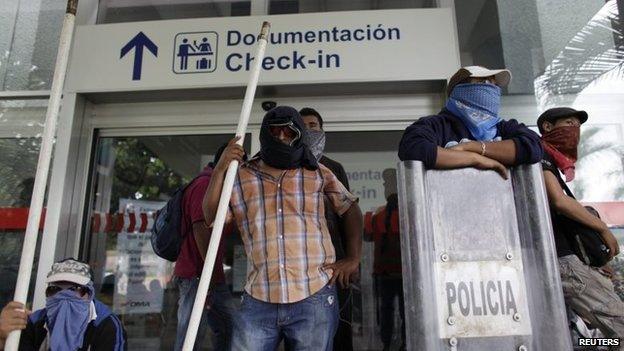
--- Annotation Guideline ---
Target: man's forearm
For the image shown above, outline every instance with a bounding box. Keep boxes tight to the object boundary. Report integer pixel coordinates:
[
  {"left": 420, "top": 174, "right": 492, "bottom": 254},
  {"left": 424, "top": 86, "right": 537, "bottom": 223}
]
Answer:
[
  {"left": 556, "top": 196, "right": 609, "bottom": 233},
  {"left": 342, "top": 204, "right": 363, "bottom": 261},
  {"left": 544, "top": 171, "right": 609, "bottom": 233},
  {"left": 458, "top": 140, "right": 516, "bottom": 165},
  {"left": 434, "top": 147, "right": 479, "bottom": 169},
  {"left": 202, "top": 167, "right": 227, "bottom": 226}
]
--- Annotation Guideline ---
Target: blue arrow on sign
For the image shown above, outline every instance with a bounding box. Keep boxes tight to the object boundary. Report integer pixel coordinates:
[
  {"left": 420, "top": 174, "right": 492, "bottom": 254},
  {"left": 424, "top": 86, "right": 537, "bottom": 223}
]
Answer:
[{"left": 120, "top": 31, "right": 158, "bottom": 81}]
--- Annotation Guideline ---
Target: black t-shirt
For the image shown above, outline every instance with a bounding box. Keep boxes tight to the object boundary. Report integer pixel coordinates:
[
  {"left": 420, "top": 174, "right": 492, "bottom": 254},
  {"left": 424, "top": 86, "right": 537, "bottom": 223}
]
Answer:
[
  {"left": 320, "top": 155, "right": 351, "bottom": 260},
  {"left": 541, "top": 153, "right": 574, "bottom": 257}
]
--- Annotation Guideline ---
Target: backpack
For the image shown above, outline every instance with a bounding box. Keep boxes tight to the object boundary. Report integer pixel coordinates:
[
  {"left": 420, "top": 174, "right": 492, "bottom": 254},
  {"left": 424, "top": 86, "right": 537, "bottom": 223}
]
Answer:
[
  {"left": 151, "top": 174, "right": 208, "bottom": 261},
  {"left": 557, "top": 182, "right": 611, "bottom": 267}
]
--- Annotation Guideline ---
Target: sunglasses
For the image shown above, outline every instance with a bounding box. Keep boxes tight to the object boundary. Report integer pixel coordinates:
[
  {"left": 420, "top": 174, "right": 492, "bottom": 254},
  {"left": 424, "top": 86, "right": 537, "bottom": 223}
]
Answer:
[
  {"left": 268, "top": 124, "right": 299, "bottom": 140},
  {"left": 45, "top": 284, "right": 90, "bottom": 298}
]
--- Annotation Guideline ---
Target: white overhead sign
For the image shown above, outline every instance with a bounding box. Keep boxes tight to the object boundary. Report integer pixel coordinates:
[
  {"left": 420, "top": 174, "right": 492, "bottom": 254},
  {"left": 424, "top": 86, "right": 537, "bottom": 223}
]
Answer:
[{"left": 66, "top": 9, "right": 459, "bottom": 92}]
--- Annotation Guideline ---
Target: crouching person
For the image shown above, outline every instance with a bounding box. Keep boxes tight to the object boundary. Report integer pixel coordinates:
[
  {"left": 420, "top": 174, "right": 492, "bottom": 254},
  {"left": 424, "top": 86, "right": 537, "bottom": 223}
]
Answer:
[{"left": 0, "top": 258, "right": 126, "bottom": 350}]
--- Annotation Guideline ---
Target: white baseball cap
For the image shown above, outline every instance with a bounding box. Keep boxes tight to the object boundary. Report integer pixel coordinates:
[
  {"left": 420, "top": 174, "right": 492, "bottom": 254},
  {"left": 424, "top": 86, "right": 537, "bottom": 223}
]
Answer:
[
  {"left": 46, "top": 258, "right": 92, "bottom": 286},
  {"left": 447, "top": 66, "right": 512, "bottom": 95}
]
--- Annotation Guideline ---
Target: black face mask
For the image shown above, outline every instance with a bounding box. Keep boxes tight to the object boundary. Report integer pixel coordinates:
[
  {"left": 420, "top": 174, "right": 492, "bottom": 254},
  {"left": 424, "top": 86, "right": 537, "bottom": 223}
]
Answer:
[{"left": 260, "top": 106, "right": 318, "bottom": 170}]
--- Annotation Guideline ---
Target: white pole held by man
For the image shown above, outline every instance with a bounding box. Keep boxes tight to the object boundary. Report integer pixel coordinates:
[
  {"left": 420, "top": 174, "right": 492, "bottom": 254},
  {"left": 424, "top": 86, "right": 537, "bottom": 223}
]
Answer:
[
  {"left": 4, "top": 0, "right": 80, "bottom": 350},
  {"left": 182, "top": 21, "right": 271, "bottom": 351}
]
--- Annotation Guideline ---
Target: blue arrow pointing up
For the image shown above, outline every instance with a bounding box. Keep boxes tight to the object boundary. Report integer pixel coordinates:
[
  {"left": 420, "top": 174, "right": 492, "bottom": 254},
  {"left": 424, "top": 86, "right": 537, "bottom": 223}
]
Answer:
[{"left": 120, "top": 31, "right": 158, "bottom": 81}]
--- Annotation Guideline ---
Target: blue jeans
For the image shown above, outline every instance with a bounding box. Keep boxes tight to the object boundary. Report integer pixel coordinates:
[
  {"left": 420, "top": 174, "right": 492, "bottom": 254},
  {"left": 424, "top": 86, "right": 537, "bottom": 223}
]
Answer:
[
  {"left": 174, "top": 278, "right": 235, "bottom": 351},
  {"left": 232, "top": 284, "right": 339, "bottom": 351}
]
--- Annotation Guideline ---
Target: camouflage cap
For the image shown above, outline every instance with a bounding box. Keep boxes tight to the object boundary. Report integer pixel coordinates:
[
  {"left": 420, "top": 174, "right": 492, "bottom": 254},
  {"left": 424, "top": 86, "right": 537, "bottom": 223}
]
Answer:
[{"left": 46, "top": 258, "right": 92, "bottom": 286}]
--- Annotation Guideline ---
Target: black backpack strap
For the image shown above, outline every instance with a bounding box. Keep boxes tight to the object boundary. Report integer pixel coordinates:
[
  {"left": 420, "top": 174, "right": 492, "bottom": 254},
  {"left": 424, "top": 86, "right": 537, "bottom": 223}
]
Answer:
[
  {"left": 178, "top": 172, "right": 211, "bottom": 217},
  {"left": 559, "top": 179, "right": 576, "bottom": 199},
  {"left": 543, "top": 154, "right": 576, "bottom": 199},
  {"left": 550, "top": 166, "right": 576, "bottom": 199}
]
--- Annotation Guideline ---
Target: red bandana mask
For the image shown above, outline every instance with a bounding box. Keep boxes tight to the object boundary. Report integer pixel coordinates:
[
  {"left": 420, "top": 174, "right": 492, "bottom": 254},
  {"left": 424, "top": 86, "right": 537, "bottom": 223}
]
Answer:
[{"left": 541, "top": 126, "right": 580, "bottom": 182}]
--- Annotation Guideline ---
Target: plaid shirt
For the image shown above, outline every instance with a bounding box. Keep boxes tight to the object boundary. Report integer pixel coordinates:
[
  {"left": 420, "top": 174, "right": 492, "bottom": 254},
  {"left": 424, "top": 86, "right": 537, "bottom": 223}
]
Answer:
[{"left": 228, "top": 158, "right": 357, "bottom": 303}]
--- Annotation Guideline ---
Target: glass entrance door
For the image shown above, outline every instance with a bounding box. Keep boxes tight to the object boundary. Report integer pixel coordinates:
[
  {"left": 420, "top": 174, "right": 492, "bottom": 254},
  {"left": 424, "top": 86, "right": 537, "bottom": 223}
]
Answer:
[
  {"left": 83, "top": 133, "right": 251, "bottom": 350},
  {"left": 82, "top": 127, "right": 410, "bottom": 350},
  {"left": 323, "top": 130, "right": 405, "bottom": 351}
]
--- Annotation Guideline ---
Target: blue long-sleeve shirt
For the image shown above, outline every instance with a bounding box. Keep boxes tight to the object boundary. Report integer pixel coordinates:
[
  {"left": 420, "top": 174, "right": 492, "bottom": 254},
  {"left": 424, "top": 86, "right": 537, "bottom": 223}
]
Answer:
[{"left": 398, "top": 108, "right": 543, "bottom": 168}]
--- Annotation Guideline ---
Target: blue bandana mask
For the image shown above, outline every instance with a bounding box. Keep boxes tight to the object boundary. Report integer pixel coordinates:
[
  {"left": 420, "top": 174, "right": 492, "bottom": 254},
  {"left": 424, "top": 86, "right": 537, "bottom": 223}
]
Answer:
[
  {"left": 45, "top": 284, "right": 94, "bottom": 351},
  {"left": 445, "top": 83, "right": 502, "bottom": 141}
]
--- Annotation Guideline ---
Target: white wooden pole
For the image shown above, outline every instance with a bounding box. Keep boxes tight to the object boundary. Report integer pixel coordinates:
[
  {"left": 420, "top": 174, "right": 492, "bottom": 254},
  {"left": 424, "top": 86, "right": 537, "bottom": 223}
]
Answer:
[
  {"left": 182, "top": 21, "right": 271, "bottom": 351},
  {"left": 4, "top": 1, "right": 79, "bottom": 350}
]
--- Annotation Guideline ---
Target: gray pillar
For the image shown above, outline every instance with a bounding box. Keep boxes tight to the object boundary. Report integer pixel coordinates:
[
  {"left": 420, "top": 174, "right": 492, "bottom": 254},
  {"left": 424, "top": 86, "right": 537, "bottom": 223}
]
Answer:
[{"left": 496, "top": 0, "right": 544, "bottom": 95}]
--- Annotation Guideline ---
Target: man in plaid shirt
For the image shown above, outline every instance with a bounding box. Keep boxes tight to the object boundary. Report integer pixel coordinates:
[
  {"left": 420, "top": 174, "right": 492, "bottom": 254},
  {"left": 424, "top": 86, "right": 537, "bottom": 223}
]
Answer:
[{"left": 203, "top": 106, "right": 363, "bottom": 351}]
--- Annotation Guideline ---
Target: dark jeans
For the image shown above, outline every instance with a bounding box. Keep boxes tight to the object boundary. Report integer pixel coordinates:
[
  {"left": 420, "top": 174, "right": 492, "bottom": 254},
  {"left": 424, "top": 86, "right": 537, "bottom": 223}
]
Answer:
[
  {"left": 174, "top": 278, "right": 235, "bottom": 351},
  {"left": 377, "top": 276, "right": 405, "bottom": 350},
  {"left": 232, "top": 284, "right": 339, "bottom": 351}
]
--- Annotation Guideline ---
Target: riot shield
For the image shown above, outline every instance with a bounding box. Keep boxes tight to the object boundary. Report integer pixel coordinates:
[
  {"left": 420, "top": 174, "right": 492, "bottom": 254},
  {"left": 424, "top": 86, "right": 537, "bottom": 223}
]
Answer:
[{"left": 397, "top": 161, "right": 571, "bottom": 351}]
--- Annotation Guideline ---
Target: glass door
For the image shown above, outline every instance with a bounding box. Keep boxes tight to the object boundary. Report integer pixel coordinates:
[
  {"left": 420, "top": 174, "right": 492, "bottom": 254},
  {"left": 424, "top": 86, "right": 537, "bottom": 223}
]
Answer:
[
  {"left": 323, "top": 130, "right": 405, "bottom": 351},
  {"left": 83, "top": 127, "right": 411, "bottom": 350},
  {"left": 83, "top": 132, "right": 251, "bottom": 350}
]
